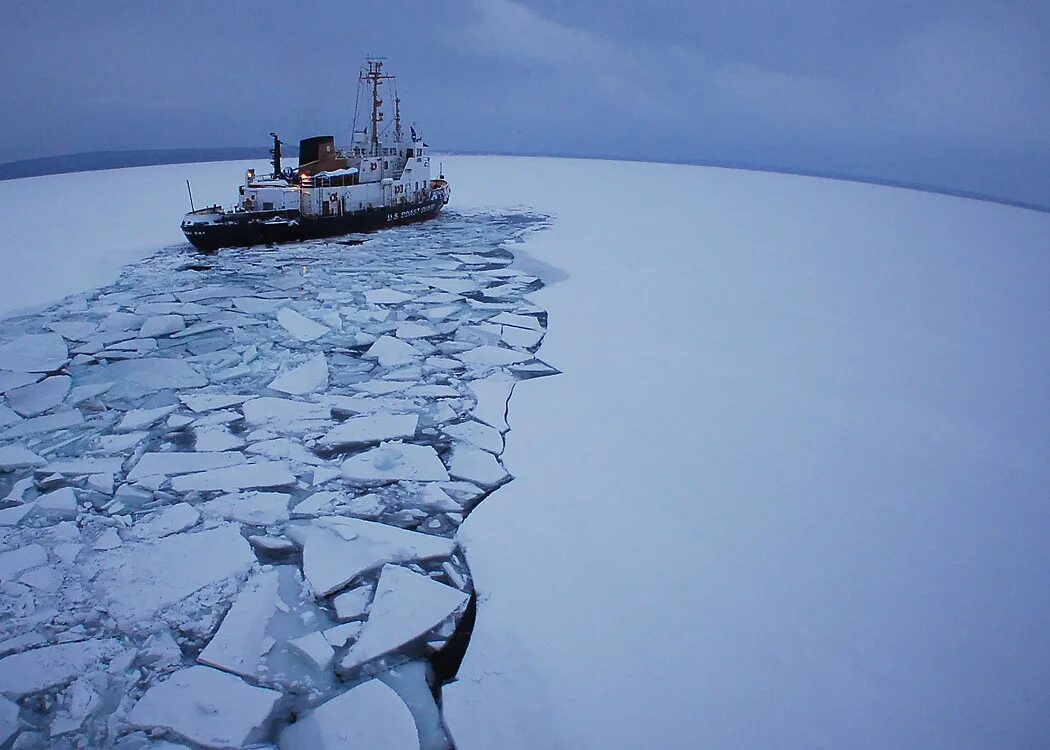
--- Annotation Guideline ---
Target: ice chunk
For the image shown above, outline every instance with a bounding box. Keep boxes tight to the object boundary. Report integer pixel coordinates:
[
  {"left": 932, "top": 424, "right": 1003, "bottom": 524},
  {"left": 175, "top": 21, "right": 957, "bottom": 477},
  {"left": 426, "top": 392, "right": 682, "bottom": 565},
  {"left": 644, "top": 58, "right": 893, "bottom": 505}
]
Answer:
[
  {"left": 366, "top": 288, "right": 415, "bottom": 305},
  {"left": 198, "top": 569, "right": 280, "bottom": 680},
  {"left": 448, "top": 445, "right": 510, "bottom": 488},
  {"left": 333, "top": 585, "right": 373, "bottom": 621},
  {"left": 0, "top": 445, "right": 46, "bottom": 471},
  {"left": 0, "top": 695, "right": 17, "bottom": 746},
  {"left": 233, "top": 296, "right": 289, "bottom": 314},
  {"left": 40, "top": 457, "right": 123, "bottom": 475},
  {"left": 268, "top": 353, "right": 328, "bottom": 396},
  {"left": 132, "top": 503, "right": 200, "bottom": 538},
  {"left": 115, "top": 405, "right": 178, "bottom": 432},
  {"left": 193, "top": 427, "right": 246, "bottom": 452},
  {"left": 365, "top": 336, "right": 420, "bottom": 367},
  {"left": 0, "top": 639, "right": 120, "bottom": 697},
  {"left": 178, "top": 393, "right": 251, "bottom": 412},
  {"left": 104, "top": 358, "right": 206, "bottom": 391},
  {"left": 170, "top": 461, "right": 295, "bottom": 492},
  {"left": 345, "top": 492, "right": 385, "bottom": 519},
  {"left": 49, "top": 674, "right": 102, "bottom": 736},
  {"left": 175, "top": 284, "right": 247, "bottom": 303},
  {"left": 139, "top": 315, "right": 185, "bottom": 338},
  {"left": 288, "top": 632, "right": 334, "bottom": 671},
  {"left": 34, "top": 487, "right": 78, "bottom": 520},
  {"left": 321, "top": 413, "right": 418, "bottom": 449},
  {"left": 93, "top": 527, "right": 123, "bottom": 551},
  {"left": 201, "top": 492, "right": 290, "bottom": 526},
  {"left": 341, "top": 565, "right": 469, "bottom": 672},
  {"left": 86, "top": 473, "right": 115, "bottom": 495},
  {"left": 242, "top": 397, "right": 330, "bottom": 429},
  {"left": 341, "top": 442, "right": 449, "bottom": 483},
  {"left": 416, "top": 485, "right": 462, "bottom": 512},
  {"left": 0, "top": 366, "right": 43, "bottom": 394},
  {"left": 291, "top": 517, "right": 455, "bottom": 596},
  {"left": 406, "top": 384, "right": 459, "bottom": 398},
  {"left": 323, "top": 622, "right": 363, "bottom": 648},
  {"left": 279, "top": 678, "right": 417, "bottom": 750},
  {"left": 352, "top": 379, "right": 411, "bottom": 395},
  {"left": 444, "top": 420, "right": 504, "bottom": 454},
  {"left": 500, "top": 325, "right": 544, "bottom": 349},
  {"left": 469, "top": 372, "right": 515, "bottom": 432},
  {"left": 2, "top": 409, "right": 83, "bottom": 438},
  {"left": 48, "top": 321, "right": 98, "bottom": 341},
  {"left": 417, "top": 277, "right": 480, "bottom": 295},
  {"left": 395, "top": 321, "right": 438, "bottom": 340},
  {"left": 379, "top": 660, "right": 452, "bottom": 750},
  {"left": 95, "top": 526, "right": 254, "bottom": 623},
  {"left": 128, "top": 451, "right": 246, "bottom": 481},
  {"left": 5, "top": 375, "right": 71, "bottom": 417},
  {"left": 67, "top": 382, "right": 114, "bottom": 405},
  {"left": 128, "top": 665, "right": 281, "bottom": 749},
  {"left": 291, "top": 491, "right": 340, "bottom": 518},
  {"left": 488, "top": 312, "right": 543, "bottom": 331},
  {"left": 0, "top": 333, "right": 68, "bottom": 372},
  {"left": 248, "top": 535, "right": 296, "bottom": 553},
  {"left": 277, "top": 308, "right": 330, "bottom": 342},
  {"left": 0, "top": 543, "right": 47, "bottom": 579},
  {"left": 457, "top": 345, "right": 531, "bottom": 367},
  {"left": 0, "top": 405, "right": 21, "bottom": 429},
  {"left": 247, "top": 438, "right": 323, "bottom": 466}
]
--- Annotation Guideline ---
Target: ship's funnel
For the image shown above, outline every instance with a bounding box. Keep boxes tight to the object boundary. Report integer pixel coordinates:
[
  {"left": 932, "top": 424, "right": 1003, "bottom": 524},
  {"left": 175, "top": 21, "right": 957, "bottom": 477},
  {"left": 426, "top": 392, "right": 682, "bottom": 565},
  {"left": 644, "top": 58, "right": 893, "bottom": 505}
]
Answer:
[{"left": 298, "top": 136, "right": 336, "bottom": 166}]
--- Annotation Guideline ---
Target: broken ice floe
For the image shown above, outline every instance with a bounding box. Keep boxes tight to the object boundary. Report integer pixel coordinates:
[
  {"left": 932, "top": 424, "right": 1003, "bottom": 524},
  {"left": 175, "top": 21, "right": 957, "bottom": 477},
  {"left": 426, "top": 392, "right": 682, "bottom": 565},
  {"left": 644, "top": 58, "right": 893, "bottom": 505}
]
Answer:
[{"left": 0, "top": 209, "right": 554, "bottom": 746}]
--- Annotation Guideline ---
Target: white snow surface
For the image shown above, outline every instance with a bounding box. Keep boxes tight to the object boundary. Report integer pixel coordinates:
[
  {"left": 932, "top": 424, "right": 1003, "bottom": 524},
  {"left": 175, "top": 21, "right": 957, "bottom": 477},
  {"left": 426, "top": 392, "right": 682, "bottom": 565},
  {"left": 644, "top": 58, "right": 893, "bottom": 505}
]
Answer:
[
  {"left": 441, "top": 157, "right": 1050, "bottom": 750},
  {"left": 0, "top": 156, "right": 1045, "bottom": 749}
]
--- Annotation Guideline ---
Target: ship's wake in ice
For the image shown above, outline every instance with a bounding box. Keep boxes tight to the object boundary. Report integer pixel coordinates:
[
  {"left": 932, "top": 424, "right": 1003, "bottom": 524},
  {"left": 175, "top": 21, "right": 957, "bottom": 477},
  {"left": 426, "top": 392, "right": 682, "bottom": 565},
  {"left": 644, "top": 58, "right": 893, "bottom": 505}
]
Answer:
[{"left": 0, "top": 210, "right": 556, "bottom": 749}]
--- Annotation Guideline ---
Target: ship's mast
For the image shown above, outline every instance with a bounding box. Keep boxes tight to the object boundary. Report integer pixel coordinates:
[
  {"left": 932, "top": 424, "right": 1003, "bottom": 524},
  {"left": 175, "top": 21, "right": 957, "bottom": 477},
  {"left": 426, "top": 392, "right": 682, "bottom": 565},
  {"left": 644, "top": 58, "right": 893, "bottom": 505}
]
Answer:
[{"left": 360, "top": 58, "right": 394, "bottom": 157}]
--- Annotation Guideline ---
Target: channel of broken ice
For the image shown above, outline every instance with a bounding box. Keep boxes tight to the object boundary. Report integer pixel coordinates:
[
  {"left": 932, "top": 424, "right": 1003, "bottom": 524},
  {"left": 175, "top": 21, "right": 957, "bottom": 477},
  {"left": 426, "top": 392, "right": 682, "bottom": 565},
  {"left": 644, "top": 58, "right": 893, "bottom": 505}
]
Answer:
[{"left": 0, "top": 210, "right": 554, "bottom": 749}]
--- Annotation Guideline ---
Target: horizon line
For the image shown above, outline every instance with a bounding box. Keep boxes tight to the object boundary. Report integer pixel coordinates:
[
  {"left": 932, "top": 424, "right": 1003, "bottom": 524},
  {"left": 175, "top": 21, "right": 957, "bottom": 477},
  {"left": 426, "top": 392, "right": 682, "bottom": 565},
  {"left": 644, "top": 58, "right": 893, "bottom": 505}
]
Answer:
[{"left": 0, "top": 146, "right": 1046, "bottom": 215}]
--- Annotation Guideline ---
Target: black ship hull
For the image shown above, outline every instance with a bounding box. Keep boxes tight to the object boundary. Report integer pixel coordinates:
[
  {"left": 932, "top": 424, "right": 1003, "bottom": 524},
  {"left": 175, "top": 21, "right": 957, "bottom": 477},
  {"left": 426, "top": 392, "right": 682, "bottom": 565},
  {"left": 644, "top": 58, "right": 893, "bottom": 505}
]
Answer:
[{"left": 182, "top": 196, "right": 446, "bottom": 252}]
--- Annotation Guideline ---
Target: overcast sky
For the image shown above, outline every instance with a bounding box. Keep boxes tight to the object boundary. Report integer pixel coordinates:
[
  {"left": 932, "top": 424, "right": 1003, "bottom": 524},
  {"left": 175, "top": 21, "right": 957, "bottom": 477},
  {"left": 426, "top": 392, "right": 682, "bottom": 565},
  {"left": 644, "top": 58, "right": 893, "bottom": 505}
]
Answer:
[{"left": 2, "top": 0, "right": 1047, "bottom": 206}]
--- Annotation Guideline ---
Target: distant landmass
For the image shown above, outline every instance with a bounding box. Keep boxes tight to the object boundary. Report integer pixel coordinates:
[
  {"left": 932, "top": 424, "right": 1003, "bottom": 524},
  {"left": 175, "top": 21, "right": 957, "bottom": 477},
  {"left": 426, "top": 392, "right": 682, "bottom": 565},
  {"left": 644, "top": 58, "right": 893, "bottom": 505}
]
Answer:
[
  {"left": 0, "top": 147, "right": 278, "bottom": 181},
  {"left": 1, "top": 147, "right": 1045, "bottom": 214}
]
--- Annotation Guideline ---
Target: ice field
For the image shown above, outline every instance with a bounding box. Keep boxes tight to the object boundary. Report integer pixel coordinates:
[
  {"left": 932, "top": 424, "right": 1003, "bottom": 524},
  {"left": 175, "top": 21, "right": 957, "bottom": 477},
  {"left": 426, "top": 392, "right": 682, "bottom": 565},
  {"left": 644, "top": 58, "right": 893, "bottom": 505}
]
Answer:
[{"left": 1, "top": 155, "right": 1049, "bottom": 748}]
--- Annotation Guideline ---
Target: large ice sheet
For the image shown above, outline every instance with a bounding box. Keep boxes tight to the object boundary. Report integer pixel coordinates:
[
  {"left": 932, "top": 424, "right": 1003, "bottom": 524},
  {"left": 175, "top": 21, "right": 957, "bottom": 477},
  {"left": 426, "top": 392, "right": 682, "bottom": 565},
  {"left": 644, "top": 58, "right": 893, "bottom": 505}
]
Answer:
[
  {"left": 127, "top": 451, "right": 246, "bottom": 481},
  {"left": 0, "top": 640, "right": 121, "bottom": 697},
  {"left": 6, "top": 374, "right": 71, "bottom": 417},
  {"left": 104, "top": 358, "right": 206, "bottom": 391},
  {"left": 198, "top": 569, "right": 280, "bottom": 679},
  {"left": 320, "top": 414, "right": 419, "bottom": 449},
  {"left": 279, "top": 679, "right": 416, "bottom": 750},
  {"left": 341, "top": 442, "right": 449, "bottom": 482},
  {"left": 170, "top": 461, "right": 295, "bottom": 492},
  {"left": 290, "top": 517, "right": 455, "bottom": 596},
  {"left": 95, "top": 525, "right": 254, "bottom": 622},
  {"left": 277, "top": 308, "right": 330, "bottom": 342},
  {"left": 340, "top": 564, "right": 468, "bottom": 671},
  {"left": 0, "top": 333, "right": 68, "bottom": 372},
  {"left": 129, "top": 665, "right": 282, "bottom": 749},
  {"left": 268, "top": 354, "right": 329, "bottom": 395}
]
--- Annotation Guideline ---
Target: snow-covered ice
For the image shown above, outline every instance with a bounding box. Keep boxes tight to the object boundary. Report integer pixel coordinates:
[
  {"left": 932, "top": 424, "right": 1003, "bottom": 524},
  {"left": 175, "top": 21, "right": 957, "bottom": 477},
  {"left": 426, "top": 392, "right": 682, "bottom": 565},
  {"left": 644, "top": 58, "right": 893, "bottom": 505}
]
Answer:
[
  {"left": 276, "top": 307, "right": 330, "bottom": 342},
  {"left": 291, "top": 517, "right": 456, "bottom": 596},
  {"left": 95, "top": 525, "right": 254, "bottom": 622},
  {"left": 279, "top": 678, "right": 417, "bottom": 750},
  {"left": 320, "top": 413, "right": 419, "bottom": 449},
  {"left": 341, "top": 442, "right": 450, "bottom": 482},
  {"left": 268, "top": 353, "right": 329, "bottom": 395},
  {"left": 0, "top": 333, "right": 68, "bottom": 372},
  {"left": 128, "top": 665, "right": 282, "bottom": 748},
  {"left": 169, "top": 461, "right": 295, "bottom": 491},
  {"left": 340, "top": 564, "right": 469, "bottom": 672}
]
